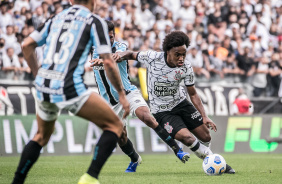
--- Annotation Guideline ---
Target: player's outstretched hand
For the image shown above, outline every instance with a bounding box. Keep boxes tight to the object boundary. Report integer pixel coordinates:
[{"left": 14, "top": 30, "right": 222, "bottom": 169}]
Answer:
[
  {"left": 119, "top": 93, "right": 130, "bottom": 119},
  {"left": 203, "top": 117, "right": 217, "bottom": 132},
  {"left": 89, "top": 58, "right": 103, "bottom": 67},
  {"left": 112, "top": 53, "right": 123, "bottom": 62}
]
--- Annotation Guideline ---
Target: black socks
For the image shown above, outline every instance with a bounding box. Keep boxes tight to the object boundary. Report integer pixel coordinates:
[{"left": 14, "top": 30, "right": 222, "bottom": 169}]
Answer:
[
  {"left": 87, "top": 130, "right": 119, "bottom": 179},
  {"left": 12, "top": 141, "right": 42, "bottom": 184},
  {"left": 120, "top": 139, "right": 139, "bottom": 162},
  {"left": 153, "top": 125, "right": 180, "bottom": 155}
]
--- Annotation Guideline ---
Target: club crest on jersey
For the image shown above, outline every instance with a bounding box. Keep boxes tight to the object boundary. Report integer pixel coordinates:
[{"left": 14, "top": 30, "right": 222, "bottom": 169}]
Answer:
[
  {"left": 174, "top": 71, "right": 183, "bottom": 80},
  {"left": 164, "top": 122, "right": 173, "bottom": 133}
]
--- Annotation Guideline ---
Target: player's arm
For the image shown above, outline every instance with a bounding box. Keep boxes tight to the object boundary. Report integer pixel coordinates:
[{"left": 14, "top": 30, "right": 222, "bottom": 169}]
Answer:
[
  {"left": 22, "top": 37, "right": 39, "bottom": 77},
  {"left": 101, "top": 53, "right": 130, "bottom": 118},
  {"left": 112, "top": 50, "right": 138, "bottom": 63},
  {"left": 89, "top": 58, "right": 103, "bottom": 67},
  {"left": 22, "top": 17, "right": 53, "bottom": 77},
  {"left": 91, "top": 18, "right": 129, "bottom": 118},
  {"left": 187, "top": 85, "right": 217, "bottom": 132}
]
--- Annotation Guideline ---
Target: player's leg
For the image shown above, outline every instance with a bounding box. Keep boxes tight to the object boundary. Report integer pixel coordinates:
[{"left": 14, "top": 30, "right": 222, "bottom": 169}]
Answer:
[
  {"left": 174, "top": 128, "right": 212, "bottom": 159},
  {"left": 181, "top": 101, "right": 235, "bottom": 174},
  {"left": 118, "top": 126, "right": 142, "bottom": 172},
  {"left": 118, "top": 126, "right": 139, "bottom": 163},
  {"left": 129, "top": 90, "right": 188, "bottom": 162},
  {"left": 112, "top": 102, "right": 141, "bottom": 172},
  {"left": 191, "top": 125, "right": 235, "bottom": 173},
  {"left": 136, "top": 106, "right": 182, "bottom": 154},
  {"left": 76, "top": 93, "right": 123, "bottom": 182},
  {"left": 152, "top": 112, "right": 191, "bottom": 163},
  {"left": 12, "top": 101, "right": 58, "bottom": 184}
]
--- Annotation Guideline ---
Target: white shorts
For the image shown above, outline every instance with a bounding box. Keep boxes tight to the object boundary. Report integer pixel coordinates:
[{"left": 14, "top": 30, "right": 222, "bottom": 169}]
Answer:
[
  {"left": 112, "top": 90, "right": 148, "bottom": 126},
  {"left": 36, "top": 90, "right": 92, "bottom": 121}
]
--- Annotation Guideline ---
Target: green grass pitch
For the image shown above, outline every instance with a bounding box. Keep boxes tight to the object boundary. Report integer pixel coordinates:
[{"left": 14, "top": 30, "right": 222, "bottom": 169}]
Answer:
[{"left": 1, "top": 154, "right": 281, "bottom": 184}]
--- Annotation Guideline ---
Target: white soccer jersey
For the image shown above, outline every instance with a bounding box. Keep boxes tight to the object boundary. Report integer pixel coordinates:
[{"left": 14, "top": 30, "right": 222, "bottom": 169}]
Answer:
[{"left": 137, "top": 50, "right": 195, "bottom": 114}]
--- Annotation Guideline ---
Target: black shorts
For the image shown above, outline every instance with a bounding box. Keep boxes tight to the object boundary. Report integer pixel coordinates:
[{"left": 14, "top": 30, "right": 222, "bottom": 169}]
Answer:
[{"left": 153, "top": 99, "right": 203, "bottom": 138}]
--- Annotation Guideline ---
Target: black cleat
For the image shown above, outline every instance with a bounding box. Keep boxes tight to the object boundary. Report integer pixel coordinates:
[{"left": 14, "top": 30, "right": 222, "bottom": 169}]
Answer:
[{"left": 225, "top": 164, "right": 235, "bottom": 174}]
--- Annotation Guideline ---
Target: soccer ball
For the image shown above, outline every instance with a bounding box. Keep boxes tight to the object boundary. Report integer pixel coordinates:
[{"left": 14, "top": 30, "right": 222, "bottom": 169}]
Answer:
[{"left": 202, "top": 154, "right": 226, "bottom": 175}]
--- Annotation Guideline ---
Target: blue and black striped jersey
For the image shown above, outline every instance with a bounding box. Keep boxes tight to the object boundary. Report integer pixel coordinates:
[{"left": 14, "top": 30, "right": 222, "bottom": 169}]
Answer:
[
  {"left": 92, "top": 41, "right": 137, "bottom": 106},
  {"left": 30, "top": 5, "right": 111, "bottom": 103}
]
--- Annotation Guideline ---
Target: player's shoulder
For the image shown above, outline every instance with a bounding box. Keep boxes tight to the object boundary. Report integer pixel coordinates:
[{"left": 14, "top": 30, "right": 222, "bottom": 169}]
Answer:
[
  {"left": 182, "top": 59, "right": 193, "bottom": 72},
  {"left": 113, "top": 41, "right": 127, "bottom": 51},
  {"left": 184, "top": 59, "right": 193, "bottom": 68},
  {"left": 140, "top": 50, "right": 163, "bottom": 60}
]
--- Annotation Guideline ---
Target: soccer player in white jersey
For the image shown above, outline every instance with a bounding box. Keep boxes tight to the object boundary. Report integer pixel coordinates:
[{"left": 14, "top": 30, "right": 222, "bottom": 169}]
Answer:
[
  {"left": 90, "top": 21, "right": 191, "bottom": 169},
  {"left": 113, "top": 31, "right": 235, "bottom": 174},
  {"left": 11, "top": 0, "right": 130, "bottom": 184}
]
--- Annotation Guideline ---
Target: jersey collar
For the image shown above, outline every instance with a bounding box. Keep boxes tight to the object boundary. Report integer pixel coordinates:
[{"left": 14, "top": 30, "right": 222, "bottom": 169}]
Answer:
[
  {"left": 111, "top": 41, "right": 117, "bottom": 48},
  {"left": 72, "top": 5, "right": 91, "bottom": 12}
]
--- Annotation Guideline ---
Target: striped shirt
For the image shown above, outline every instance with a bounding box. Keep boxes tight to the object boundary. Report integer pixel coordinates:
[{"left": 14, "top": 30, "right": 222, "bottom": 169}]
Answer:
[
  {"left": 92, "top": 41, "right": 137, "bottom": 106},
  {"left": 30, "top": 5, "right": 111, "bottom": 103}
]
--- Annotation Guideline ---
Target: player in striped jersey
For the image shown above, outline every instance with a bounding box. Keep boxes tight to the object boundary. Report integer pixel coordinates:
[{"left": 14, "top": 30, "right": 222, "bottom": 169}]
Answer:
[
  {"left": 11, "top": 0, "right": 130, "bottom": 184},
  {"left": 91, "top": 20, "right": 142, "bottom": 173},
  {"left": 90, "top": 21, "right": 190, "bottom": 170}
]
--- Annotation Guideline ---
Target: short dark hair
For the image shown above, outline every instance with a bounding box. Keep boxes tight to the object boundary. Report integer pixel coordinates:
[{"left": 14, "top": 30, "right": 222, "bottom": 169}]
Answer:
[
  {"left": 162, "top": 31, "right": 190, "bottom": 53},
  {"left": 105, "top": 20, "right": 115, "bottom": 33},
  {"left": 18, "top": 52, "right": 24, "bottom": 58},
  {"left": 74, "top": 0, "right": 88, "bottom": 4}
]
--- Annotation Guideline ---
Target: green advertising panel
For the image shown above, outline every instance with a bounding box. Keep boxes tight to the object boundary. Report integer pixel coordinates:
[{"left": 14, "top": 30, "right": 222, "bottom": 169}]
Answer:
[{"left": 0, "top": 115, "right": 282, "bottom": 156}]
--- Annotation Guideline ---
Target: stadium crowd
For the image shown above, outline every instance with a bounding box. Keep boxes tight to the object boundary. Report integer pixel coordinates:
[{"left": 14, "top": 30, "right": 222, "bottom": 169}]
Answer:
[{"left": 0, "top": 0, "right": 281, "bottom": 97}]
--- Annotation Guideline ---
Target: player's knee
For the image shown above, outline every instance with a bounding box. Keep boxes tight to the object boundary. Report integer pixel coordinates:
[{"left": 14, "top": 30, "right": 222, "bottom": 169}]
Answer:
[
  {"left": 201, "top": 133, "right": 211, "bottom": 143},
  {"left": 181, "top": 135, "right": 196, "bottom": 146},
  {"left": 33, "top": 132, "right": 52, "bottom": 146},
  {"left": 116, "top": 119, "right": 124, "bottom": 135},
  {"left": 118, "top": 129, "right": 128, "bottom": 146},
  {"left": 100, "top": 118, "right": 123, "bottom": 137},
  {"left": 142, "top": 112, "right": 157, "bottom": 128}
]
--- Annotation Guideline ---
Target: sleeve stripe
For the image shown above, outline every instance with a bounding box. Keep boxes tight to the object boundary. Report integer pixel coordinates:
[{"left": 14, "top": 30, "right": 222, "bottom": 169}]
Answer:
[
  {"left": 29, "top": 31, "right": 42, "bottom": 42},
  {"left": 97, "top": 45, "right": 112, "bottom": 54},
  {"left": 92, "top": 16, "right": 109, "bottom": 46}
]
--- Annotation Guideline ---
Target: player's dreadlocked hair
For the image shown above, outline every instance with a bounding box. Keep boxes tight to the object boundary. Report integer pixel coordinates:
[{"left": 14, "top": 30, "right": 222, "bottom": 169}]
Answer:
[
  {"left": 105, "top": 20, "right": 115, "bottom": 34},
  {"left": 162, "top": 31, "right": 190, "bottom": 53}
]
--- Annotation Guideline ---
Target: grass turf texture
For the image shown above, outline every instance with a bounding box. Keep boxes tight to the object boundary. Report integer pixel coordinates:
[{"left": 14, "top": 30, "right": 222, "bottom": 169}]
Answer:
[{"left": 1, "top": 154, "right": 281, "bottom": 184}]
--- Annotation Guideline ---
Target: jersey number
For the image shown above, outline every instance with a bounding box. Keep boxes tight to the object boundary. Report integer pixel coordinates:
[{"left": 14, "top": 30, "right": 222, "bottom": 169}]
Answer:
[{"left": 43, "top": 32, "right": 74, "bottom": 64}]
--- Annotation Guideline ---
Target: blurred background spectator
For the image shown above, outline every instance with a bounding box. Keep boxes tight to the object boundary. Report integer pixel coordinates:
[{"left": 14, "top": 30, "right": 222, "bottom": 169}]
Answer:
[
  {"left": 231, "top": 88, "right": 254, "bottom": 115},
  {"left": 0, "top": 0, "right": 281, "bottom": 99}
]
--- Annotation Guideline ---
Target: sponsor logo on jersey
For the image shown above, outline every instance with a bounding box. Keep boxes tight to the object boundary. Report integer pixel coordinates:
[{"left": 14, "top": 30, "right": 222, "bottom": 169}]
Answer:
[
  {"left": 93, "top": 65, "right": 104, "bottom": 70},
  {"left": 159, "top": 100, "right": 178, "bottom": 110},
  {"left": 154, "top": 82, "right": 177, "bottom": 97},
  {"left": 187, "top": 73, "right": 194, "bottom": 83},
  {"left": 164, "top": 122, "right": 173, "bottom": 133},
  {"left": 134, "top": 99, "right": 141, "bottom": 103},
  {"left": 138, "top": 51, "right": 149, "bottom": 61}
]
